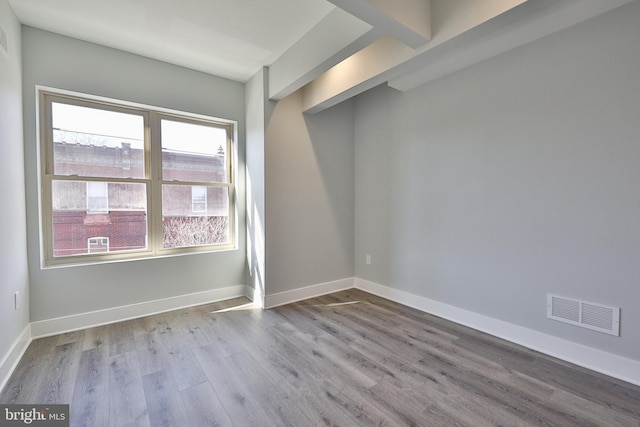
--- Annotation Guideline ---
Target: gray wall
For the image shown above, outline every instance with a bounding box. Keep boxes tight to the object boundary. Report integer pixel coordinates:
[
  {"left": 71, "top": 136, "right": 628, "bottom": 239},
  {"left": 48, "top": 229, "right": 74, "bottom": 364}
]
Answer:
[
  {"left": 354, "top": 2, "right": 640, "bottom": 360},
  {"left": 22, "top": 27, "right": 247, "bottom": 321},
  {"left": 245, "top": 69, "right": 267, "bottom": 303},
  {"left": 265, "top": 91, "right": 354, "bottom": 295},
  {"left": 0, "top": 0, "right": 29, "bottom": 363}
]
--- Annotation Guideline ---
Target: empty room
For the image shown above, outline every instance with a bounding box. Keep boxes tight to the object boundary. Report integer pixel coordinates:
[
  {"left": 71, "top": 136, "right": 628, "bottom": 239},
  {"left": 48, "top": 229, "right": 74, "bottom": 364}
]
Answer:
[{"left": 1, "top": 0, "right": 639, "bottom": 425}]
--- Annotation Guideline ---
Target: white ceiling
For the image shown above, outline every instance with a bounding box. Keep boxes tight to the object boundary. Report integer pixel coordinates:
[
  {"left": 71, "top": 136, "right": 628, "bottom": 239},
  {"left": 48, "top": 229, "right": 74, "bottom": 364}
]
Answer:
[
  {"left": 8, "top": 0, "right": 637, "bottom": 112},
  {"left": 8, "top": 0, "right": 335, "bottom": 82}
]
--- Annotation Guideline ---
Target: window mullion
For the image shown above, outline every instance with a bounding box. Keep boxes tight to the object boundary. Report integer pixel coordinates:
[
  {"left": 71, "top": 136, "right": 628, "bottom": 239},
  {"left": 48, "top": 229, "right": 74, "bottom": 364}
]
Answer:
[
  {"left": 226, "top": 126, "right": 233, "bottom": 185},
  {"left": 149, "top": 112, "right": 163, "bottom": 255}
]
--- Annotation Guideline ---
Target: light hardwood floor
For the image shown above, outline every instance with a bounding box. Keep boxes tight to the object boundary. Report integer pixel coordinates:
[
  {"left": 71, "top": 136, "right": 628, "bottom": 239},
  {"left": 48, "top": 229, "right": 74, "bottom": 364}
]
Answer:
[{"left": 1, "top": 289, "right": 639, "bottom": 426}]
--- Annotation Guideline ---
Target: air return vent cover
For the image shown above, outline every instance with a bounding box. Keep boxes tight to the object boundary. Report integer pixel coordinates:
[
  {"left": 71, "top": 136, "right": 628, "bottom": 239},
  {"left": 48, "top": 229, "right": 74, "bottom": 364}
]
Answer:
[{"left": 547, "top": 294, "right": 620, "bottom": 336}]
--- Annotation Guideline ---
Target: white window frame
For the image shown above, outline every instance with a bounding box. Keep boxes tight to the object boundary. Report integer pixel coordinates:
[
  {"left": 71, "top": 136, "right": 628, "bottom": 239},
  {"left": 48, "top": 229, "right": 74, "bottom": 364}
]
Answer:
[{"left": 39, "top": 88, "right": 237, "bottom": 267}]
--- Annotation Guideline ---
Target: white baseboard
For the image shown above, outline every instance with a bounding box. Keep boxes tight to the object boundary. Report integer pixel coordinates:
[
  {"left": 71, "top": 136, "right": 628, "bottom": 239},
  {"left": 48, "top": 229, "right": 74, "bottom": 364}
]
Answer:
[
  {"left": 0, "top": 324, "right": 32, "bottom": 394},
  {"left": 354, "top": 278, "right": 640, "bottom": 387},
  {"left": 264, "top": 277, "right": 354, "bottom": 309},
  {"left": 31, "top": 284, "right": 251, "bottom": 338}
]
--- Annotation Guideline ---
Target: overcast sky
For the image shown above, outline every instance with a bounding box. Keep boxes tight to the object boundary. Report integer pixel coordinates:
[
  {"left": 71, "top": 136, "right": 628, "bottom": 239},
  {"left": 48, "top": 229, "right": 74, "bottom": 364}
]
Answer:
[{"left": 52, "top": 102, "right": 226, "bottom": 156}]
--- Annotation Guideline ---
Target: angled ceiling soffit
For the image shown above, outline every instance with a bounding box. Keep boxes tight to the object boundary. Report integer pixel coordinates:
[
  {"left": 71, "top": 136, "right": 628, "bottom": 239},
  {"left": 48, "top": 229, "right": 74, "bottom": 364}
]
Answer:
[{"left": 300, "top": 0, "right": 529, "bottom": 113}]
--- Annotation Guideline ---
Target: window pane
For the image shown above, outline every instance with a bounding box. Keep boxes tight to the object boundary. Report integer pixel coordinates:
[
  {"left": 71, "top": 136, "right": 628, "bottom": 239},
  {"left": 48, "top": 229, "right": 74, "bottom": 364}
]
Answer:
[
  {"left": 161, "top": 119, "right": 228, "bottom": 183},
  {"left": 162, "top": 184, "right": 229, "bottom": 248},
  {"left": 52, "top": 102, "right": 145, "bottom": 178},
  {"left": 52, "top": 180, "right": 147, "bottom": 257}
]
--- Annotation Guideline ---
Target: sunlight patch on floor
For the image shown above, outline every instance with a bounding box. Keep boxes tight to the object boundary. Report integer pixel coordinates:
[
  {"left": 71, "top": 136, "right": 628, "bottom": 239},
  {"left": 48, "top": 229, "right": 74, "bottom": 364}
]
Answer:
[
  {"left": 325, "top": 300, "right": 361, "bottom": 307},
  {"left": 210, "top": 302, "right": 259, "bottom": 313}
]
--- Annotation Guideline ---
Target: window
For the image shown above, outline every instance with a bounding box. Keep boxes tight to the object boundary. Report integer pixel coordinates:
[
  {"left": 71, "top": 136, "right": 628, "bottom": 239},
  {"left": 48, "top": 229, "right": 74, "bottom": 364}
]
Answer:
[
  {"left": 86, "top": 181, "right": 108, "bottom": 213},
  {"left": 191, "top": 186, "right": 207, "bottom": 213},
  {"left": 88, "top": 237, "right": 109, "bottom": 253},
  {"left": 40, "top": 90, "right": 236, "bottom": 266}
]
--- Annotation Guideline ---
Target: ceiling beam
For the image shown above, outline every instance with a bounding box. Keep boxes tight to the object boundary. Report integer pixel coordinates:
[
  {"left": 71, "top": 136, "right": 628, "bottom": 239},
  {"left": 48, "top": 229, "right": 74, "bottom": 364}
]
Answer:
[
  {"left": 389, "top": 0, "right": 637, "bottom": 91},
  {"left": 302, "top": 0, "right": 527, "bottom": 113},
  {"left": 301, "top": 36, "right": 412, "bottom": 114},
  {"left": 268, "top": 8, "right": 378, "bottom": 101},
  {"left": 326, "top": 0, "right": 432, "bottom": 48}
]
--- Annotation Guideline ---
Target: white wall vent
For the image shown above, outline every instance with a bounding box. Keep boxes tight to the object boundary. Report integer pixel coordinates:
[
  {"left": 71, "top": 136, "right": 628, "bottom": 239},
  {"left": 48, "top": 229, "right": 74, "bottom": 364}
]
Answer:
[
  {"left": 547, "top": 294, "right": 620, "bottom": 336},
  {"left": 0, "top": 27, "right": 7, "bottom": 58}
]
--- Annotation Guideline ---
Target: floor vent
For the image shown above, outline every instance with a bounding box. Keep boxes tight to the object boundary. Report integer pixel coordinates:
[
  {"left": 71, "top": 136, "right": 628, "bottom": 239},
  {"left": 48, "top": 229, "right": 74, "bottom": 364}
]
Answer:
[{"left": 547, "top": 294, "right": 620, "bottom": 336}]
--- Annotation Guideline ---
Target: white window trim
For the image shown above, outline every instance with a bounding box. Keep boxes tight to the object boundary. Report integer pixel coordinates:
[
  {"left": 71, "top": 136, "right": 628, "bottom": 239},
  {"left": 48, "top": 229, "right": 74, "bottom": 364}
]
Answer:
[{"left": 38, "top": 87, "right": 238, "bottom": 268}]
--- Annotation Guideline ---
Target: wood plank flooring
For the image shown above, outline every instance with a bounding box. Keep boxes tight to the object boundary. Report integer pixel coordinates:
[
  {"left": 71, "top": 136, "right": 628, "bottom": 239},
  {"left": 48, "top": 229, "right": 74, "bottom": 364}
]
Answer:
[{"left": 1, "top": 289, "right": 639, "bottom": 426}]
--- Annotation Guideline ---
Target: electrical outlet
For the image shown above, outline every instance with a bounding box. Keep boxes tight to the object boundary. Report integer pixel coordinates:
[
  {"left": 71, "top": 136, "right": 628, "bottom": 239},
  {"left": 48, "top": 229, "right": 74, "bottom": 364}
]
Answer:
[
  {"left": 14, "top": 291, "right": 19, "bottom": 310},
  {"left": 365, "top": 254, "right": 371, "bottom": 265}
]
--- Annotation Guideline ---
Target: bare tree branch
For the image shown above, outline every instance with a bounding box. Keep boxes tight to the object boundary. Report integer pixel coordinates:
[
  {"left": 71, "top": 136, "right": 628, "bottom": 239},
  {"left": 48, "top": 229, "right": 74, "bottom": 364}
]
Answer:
[{"left": 162, "top": 216, "right": 229, "bottom": 248}]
